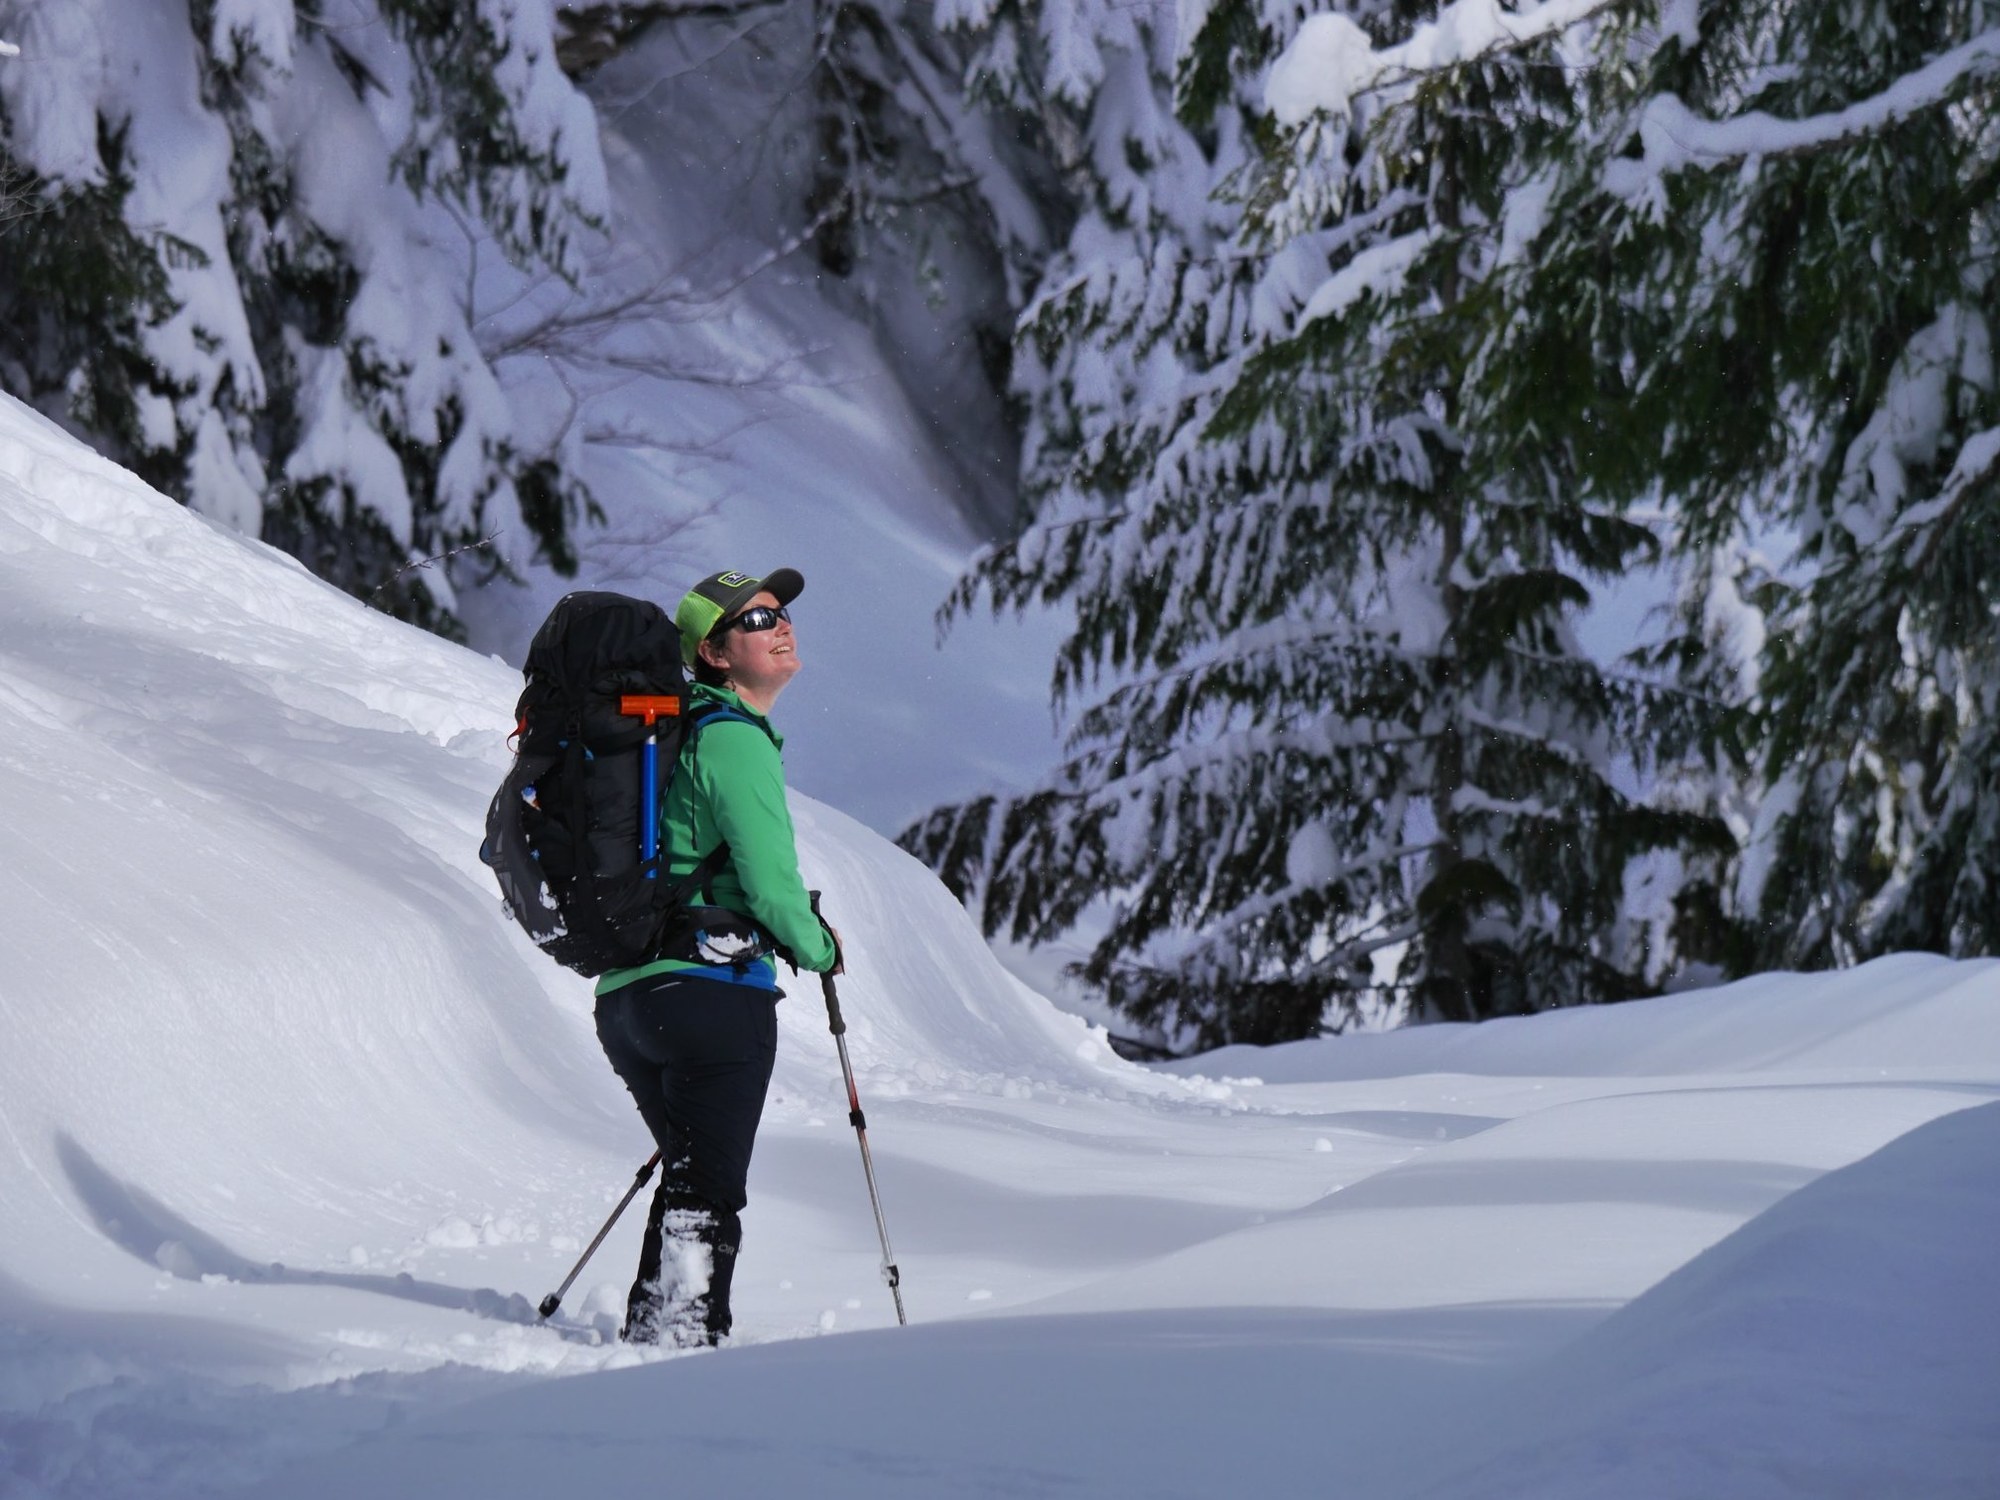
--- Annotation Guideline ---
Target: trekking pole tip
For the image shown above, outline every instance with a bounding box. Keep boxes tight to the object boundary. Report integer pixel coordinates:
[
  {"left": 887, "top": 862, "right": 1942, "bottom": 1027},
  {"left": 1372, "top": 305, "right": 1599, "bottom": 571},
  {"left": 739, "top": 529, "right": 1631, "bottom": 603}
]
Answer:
[{"left": 537, "top": 1293, "right": 561, "bottom": 1320}]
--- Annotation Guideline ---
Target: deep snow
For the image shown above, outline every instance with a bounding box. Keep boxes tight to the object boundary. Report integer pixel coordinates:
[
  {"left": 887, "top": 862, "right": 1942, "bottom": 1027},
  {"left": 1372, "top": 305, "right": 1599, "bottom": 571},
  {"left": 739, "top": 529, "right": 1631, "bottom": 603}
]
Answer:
[{"left": 1, "top": 395, "right": 1996, "bottom": 1498}]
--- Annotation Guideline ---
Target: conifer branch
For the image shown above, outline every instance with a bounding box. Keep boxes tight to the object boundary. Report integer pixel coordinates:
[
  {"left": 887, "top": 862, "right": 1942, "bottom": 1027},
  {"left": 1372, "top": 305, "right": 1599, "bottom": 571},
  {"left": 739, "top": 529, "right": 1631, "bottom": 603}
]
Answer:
[{"left": 1621, "top": 28, "right": 2000, "bottom": 178}]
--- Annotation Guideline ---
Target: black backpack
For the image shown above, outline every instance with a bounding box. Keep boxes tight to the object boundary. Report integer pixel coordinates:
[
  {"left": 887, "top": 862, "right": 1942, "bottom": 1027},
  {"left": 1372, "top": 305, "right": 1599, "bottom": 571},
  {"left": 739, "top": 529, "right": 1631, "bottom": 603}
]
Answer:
[{"left": 480, "top": 591, "right": 734, "bottom": 977}]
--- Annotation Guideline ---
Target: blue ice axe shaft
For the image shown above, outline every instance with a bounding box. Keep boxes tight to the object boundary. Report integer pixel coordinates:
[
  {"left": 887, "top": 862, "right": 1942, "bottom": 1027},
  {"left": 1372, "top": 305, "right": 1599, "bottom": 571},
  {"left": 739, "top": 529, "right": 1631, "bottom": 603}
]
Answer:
[{"left": 620, "top": 695, "right": 681, "bottom": 875}]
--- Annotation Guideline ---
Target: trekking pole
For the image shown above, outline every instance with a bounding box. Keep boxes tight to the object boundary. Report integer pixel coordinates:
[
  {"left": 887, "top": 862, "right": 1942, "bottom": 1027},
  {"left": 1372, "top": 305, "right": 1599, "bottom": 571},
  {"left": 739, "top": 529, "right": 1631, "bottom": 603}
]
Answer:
[
  {"left": 820, "top": 969, "right": 907, "bottom": 1326},
  {"left": 538, "top": 1150, "right": 661, "bottom": 1320}
]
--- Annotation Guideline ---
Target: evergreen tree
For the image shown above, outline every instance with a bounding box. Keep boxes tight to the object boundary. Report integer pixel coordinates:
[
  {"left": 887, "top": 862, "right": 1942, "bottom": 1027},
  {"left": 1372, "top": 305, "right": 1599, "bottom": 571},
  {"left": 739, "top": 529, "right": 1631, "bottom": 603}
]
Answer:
[
  {"left": 0, "top": 0, "right": 606, "bottom": 635},
  {"left": 904, "top": 0, "right": 1729, "bottom": 1047},
  {"left": 1483, "top": 0, "right": 2000, "bottom": 967}
]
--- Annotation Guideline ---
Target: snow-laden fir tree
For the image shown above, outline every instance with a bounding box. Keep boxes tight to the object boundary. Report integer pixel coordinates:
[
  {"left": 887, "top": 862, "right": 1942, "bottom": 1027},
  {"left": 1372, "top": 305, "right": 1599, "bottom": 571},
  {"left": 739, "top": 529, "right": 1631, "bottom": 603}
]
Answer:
[
  {"left": 902, "top": 0, "right": 1729, "bottom": 1046},
  {"left": 0, "top": 0, "right": 606, "bottom": 635},
  {"left": 1480, "top": 0, "right": 2000, "bottom": 968}
]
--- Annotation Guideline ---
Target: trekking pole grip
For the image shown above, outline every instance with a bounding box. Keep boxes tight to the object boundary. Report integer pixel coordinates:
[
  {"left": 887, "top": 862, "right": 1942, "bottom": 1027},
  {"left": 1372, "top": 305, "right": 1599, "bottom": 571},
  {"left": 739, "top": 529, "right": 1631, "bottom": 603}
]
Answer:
[{"left": 808, "top": 890, "right": 847, "bottom": 1035}]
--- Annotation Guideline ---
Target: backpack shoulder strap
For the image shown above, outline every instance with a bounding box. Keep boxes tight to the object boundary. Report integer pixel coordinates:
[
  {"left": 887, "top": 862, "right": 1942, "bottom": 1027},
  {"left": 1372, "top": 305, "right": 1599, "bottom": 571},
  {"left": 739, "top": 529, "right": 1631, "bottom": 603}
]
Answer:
[
  {"left": 663, "top": 698, "right": 777, "bottom": 935},
  {"left": 660, "top": 839, "right": 732, "bottom": 909},
  {"left": 686, "top": 701, "right": 775, "bottom": 744}
]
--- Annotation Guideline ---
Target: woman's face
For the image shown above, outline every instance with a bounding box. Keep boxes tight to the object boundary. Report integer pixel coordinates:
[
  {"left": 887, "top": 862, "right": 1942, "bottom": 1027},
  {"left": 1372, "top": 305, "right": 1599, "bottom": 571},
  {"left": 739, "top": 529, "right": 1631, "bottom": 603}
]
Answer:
[{"left": 699, "top": 590, "right": 800, "bottom": 701}]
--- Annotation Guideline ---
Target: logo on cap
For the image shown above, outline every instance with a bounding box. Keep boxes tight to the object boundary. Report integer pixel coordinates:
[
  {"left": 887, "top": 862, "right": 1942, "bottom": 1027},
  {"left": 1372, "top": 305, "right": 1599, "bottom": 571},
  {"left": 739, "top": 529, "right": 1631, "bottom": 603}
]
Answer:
[{"left": 715, "top": 571, "right": 755, "bottom": 588}]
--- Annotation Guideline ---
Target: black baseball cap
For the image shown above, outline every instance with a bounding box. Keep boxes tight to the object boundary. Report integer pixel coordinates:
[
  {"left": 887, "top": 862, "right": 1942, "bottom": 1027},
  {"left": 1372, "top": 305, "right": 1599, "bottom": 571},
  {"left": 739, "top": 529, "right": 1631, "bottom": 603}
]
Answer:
[{"left": 675, "top": 567, "right": 804, "bottom": 666}]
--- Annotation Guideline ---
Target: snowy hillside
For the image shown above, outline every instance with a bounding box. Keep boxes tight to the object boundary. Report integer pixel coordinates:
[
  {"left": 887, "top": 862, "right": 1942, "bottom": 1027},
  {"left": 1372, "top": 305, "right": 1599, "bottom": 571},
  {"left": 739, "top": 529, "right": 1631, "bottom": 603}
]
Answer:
[{"left": 2, "top": 396, "right": 1996, "bottom": 1497}]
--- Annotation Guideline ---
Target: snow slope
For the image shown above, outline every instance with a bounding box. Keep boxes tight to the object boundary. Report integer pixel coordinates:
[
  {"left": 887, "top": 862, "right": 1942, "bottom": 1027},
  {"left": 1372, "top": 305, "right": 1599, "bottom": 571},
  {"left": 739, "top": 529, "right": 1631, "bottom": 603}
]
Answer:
[{"left": 1, "top": 396, "right": 1996, "bottom": 1497}]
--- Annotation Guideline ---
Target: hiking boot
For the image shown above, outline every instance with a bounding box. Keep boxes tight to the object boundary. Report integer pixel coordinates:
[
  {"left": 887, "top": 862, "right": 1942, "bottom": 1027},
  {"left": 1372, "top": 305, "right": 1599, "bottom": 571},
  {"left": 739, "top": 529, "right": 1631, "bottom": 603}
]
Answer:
[{"left": 623, "top": 1189, "right": 742, "bottom": 1347}]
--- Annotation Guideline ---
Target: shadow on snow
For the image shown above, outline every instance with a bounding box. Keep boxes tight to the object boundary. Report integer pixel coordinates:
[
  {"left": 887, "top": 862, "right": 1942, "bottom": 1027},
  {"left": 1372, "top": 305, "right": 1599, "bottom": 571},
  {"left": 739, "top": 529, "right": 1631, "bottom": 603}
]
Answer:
[{"left": 54, "top": 1133, "right": 594, "bottom": 1340}]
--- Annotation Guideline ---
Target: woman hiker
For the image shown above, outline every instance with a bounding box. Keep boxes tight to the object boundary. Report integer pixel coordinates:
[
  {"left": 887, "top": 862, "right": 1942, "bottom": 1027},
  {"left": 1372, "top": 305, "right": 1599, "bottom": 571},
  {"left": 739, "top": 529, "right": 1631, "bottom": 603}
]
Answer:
[{"left": 592, "top": 567, "right": 841, "bottom": 1346}]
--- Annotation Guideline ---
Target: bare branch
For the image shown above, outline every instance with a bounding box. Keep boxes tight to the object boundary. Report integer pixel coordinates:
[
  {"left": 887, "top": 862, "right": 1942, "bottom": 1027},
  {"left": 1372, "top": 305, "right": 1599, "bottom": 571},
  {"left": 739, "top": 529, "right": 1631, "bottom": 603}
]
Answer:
[
  {"left": 555, "top": 1, "right": 783, "bottom": 77},
  {"left": 0, "top": 154, "right": 47, "bottom": 229},
  {"left": 369, "top": 532, "right": 503, "bottom": 605}
]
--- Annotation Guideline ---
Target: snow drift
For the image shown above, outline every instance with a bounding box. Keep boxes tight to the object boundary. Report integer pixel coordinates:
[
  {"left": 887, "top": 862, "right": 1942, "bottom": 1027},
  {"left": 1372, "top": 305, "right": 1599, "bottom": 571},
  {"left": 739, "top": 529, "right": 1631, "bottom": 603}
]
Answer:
[{"left": 1, "top": 393, "right": 1996, "bottom": 1498}]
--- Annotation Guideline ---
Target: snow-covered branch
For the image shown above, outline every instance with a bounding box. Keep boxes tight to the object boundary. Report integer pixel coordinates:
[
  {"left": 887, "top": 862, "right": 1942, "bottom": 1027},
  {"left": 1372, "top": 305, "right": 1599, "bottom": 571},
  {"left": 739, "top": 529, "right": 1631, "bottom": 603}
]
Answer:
[
  {"left": 1300, "top": 227, "right": 1440, "bottom": 327},
  {"left": 1606, "top": 27, "right": 2000, "bottom": 196},
  {"left": 1267, "top": 0, "right": 1615, "bottom": 125},
  {"left": 1885, "top": 423, "right": 2000, "bottom": 570}
]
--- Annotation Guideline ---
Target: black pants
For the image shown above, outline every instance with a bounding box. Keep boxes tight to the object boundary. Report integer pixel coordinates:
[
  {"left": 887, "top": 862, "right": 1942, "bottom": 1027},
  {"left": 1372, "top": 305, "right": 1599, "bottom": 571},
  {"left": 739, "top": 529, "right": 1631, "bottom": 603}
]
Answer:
[{"left": 594, "top": 972, "right": 779, "bottom": 1345}]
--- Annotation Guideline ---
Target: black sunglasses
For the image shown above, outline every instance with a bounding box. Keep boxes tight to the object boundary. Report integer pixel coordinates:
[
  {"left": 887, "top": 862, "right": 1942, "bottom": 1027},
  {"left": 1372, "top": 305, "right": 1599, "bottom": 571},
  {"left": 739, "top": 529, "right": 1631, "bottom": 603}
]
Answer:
[{"left": 719, "top": 603, "right": 791, "bottom": 635}]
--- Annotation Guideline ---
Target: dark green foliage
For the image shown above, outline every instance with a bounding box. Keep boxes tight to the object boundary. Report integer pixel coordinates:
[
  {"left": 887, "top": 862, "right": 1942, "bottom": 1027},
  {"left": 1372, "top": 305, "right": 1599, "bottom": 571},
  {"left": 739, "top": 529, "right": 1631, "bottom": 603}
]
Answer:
[
  {"left": 1486, "top": 0, "right": 2000, "bottom": 969},
  {"left": 381, "top": 0, "right": 601, "bottom": 273},
  {"left": 0, "top": 1, "right": 601, "bottom": 634},
  {"left": 0, "top": 121, "right": 182, "bottom": 484},
  {"left": 904, "top": 0, "right": 1737, "bottom": 1048},
  {"left": 913, "top": 0, "right": 2000, "bottom": 1044}
]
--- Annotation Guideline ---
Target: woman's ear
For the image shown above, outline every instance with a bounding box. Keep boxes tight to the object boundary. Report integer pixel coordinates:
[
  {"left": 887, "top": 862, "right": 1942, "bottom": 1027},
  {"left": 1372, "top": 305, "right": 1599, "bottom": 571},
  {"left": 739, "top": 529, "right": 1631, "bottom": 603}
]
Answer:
[{"left": 696, "top": 635, "right": 727, "bottom": 675}]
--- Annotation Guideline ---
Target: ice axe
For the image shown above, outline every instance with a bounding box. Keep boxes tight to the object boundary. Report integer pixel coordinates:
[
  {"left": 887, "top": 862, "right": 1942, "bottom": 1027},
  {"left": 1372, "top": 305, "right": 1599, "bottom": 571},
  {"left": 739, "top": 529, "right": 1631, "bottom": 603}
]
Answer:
[{"left": 620, "top": 694, "right": 682, "bottom": 875}]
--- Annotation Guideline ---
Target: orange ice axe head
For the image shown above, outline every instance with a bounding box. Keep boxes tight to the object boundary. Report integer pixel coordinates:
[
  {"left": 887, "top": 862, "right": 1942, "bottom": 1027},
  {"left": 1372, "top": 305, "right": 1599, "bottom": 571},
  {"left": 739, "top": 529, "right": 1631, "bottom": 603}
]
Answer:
[{"left": 620, "top": 695, "right": 682, "bottom": 725}]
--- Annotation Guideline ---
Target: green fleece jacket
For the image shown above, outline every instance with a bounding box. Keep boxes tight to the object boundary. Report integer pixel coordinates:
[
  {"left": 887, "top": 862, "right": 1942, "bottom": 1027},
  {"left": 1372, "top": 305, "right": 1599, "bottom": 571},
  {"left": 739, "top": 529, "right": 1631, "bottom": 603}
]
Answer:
[{"left": 594, "top": 684, "right": 838, "bottom": 994}]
